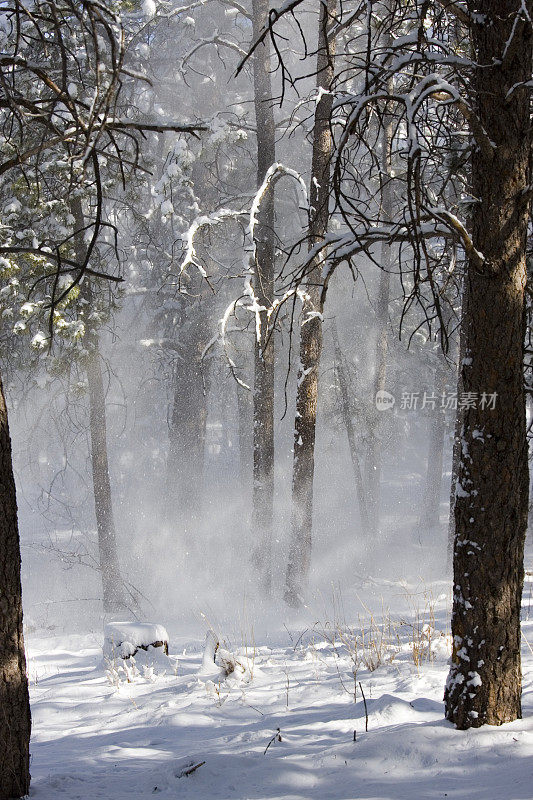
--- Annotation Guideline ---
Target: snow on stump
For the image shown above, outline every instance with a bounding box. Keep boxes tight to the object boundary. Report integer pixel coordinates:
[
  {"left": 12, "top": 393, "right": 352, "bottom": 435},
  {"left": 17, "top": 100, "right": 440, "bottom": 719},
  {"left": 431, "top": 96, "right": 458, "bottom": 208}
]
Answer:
[{"left": 104, "top": 621, "right": 169, "bottom": 660}]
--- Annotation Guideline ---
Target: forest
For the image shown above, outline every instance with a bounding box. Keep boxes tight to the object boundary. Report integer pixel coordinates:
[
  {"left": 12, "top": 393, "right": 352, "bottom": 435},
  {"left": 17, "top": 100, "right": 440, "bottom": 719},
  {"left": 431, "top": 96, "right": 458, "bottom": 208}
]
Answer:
[{"left": 0, "top": 0, "right": 532, "bottom": 797}]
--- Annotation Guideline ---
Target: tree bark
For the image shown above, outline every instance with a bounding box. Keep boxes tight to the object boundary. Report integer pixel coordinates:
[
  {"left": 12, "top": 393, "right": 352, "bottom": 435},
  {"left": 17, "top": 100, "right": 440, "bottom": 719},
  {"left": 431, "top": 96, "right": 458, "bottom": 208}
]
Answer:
[
  {"left": 331, "top": 319, "right": 369, "bottom": 532},
  {"left": 447, "top": 324, "right": 465, "bottom": 569},
  {"left": 71, "top": 200, "right": 127, "bottom": 614},
  {"left": 0, "top": 375, "right": 31, "bottom": 799},
  {"left": 166, "top": 301, "right": 210, "bottom": 526},
  {"left": 418, "top": 357, "right": 448, "bottom": 532},
  {"left": 285, "top": 0, "right": 336, "bottom": 607},
  {"left": 86, "top": 335, "right": 128, "bottom": 613},
  {"left": 236, "top": 382, "right": 253, "bottom": 494},
  {"left": 444, "top": 0, "right": 531, "bottom": 728},
  {"left": 365, "top": 114, "right": 393, "bottom": 536},
  {"left": 251, "top": 0, "right": 276, "bottom": 595}
]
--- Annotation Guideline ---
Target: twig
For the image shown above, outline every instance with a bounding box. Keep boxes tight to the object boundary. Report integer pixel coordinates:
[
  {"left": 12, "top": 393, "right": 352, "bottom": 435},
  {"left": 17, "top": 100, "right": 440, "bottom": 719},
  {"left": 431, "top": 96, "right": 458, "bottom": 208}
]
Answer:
[
  {"left": 521, "top": 630, "right": 533, "bottom": 657},
  {"left": 177, "top": 761, "right": 205, "bottom": 778},
  {"left": 264, "top": 728, "right": 282, "bottom": 755},
  {"left": 292, "top": 627, "right": 309, "bottom": 651},
  {"left": 359, "top": 682, "right": 369, "bottom": 732}
]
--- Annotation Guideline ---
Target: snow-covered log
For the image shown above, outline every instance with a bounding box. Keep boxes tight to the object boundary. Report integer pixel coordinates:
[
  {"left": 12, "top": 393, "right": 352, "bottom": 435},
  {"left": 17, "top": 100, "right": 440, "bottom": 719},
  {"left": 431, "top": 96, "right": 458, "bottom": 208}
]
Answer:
[{"left": 104, "top": 622, "right": 169, "bottom": 660}]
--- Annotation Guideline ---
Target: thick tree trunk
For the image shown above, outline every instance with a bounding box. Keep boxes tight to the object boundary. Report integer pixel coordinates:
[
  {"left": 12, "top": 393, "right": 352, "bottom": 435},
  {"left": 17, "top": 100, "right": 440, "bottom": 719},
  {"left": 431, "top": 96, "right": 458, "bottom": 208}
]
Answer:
[
  {"left": 0, "top": 376, "right": 31, "bottom": 799},
  {"left": 251, "top": 0, "right": 276, "bottom": 595},
  {"left": 86, "top": 337, "right": 128, "bottom": 613},
  {"left": 444, "top": 0, "right": 531, "bottom": 728},
  {"left": 331, "top": 320, "right": 369, "bottom": 532},
  {"left": 418, "top": 358, "right": 448, "bottom": 532},
  {"left": 285, "top": 0, "right": 336, "bottom": 607}
]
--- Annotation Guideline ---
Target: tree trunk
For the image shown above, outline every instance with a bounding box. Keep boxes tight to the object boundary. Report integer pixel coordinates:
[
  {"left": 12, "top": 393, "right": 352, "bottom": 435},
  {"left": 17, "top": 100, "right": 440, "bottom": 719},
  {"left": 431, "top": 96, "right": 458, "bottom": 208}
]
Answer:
[
  {"left": 251, "top": 0, "right": 276, "bottom": 595},
  {"left": 71, "top": 200, "right": 127, "bottom": 614},
  {"left": 285, "top": 0, "right": 336, "bottom": 607},
  {"left": 365, "top": 250, "right": 391, "bottom": 536},
  {"left": 166, "top": 302, "right": 210, "bottom": 527},
  {"left": 365, "top": 37, "right": 394, "bottom": 536},
  {"left": 331, "top": 319, "right": 370, "bottom": 532},
  {"left": 236, "top": 382, "right": 253, "bottom": 494},
  {"left": 444, "top": 0, "right": 531, "bottom": 728},
  {"left": 418, "top": 357, "right": 448, "bottom": 532},
  {"left": 447, "top": 325, "right": 465, "bottom": 569},
  {"left": 86, "top": 337, "right": 128, "bottom": 613},
  {"left": 0, "top": 375, "right": 31, "bottom": 799}
]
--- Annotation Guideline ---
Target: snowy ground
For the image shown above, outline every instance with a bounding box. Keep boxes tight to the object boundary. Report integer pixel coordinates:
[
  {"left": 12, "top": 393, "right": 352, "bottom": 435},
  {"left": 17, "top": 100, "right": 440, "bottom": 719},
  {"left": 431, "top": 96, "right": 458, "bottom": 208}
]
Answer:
[{"left": 26, "top": 576, "right": 533, "bottom": 800}]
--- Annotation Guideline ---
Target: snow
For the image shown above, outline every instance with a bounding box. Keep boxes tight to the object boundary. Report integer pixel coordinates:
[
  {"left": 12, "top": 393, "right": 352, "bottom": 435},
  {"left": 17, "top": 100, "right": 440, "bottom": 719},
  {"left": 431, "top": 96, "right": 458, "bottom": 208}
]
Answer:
[
  {"left": 142, "top": 0, "right": 156, "bottom": 17},
  {"left": 31, "top": 331, "right": 47, "bottom": 349},
  {"left": 26, "top": 585, "right": 533, "bottom": 800},
  {"left": 455, "top": 482, "right": 470, "bottom": 498},
  {"left": 104, "top": 622, "right": 169, "bottom": 659},
  {"left": 160, "top": 199, "right": 174, "bottom": 217},
  {"left": 466, "top": 671, "right": 482, "bottom": 688}
]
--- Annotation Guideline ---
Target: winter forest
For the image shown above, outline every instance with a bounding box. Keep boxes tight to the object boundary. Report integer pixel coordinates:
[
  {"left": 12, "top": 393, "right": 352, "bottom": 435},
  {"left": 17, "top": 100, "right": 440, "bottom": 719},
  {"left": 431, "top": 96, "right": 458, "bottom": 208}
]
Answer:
[{"left": 1, "top": 0, "right": 533, "bottom": 797}]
